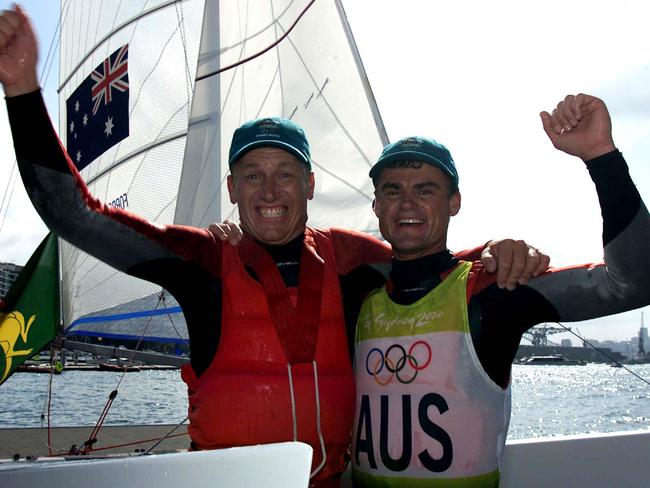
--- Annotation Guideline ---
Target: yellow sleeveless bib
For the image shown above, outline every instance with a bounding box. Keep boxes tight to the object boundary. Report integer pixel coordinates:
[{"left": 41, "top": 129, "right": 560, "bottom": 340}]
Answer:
[{"left": 352, "top": 262, "right": 510, "bottom": 487}]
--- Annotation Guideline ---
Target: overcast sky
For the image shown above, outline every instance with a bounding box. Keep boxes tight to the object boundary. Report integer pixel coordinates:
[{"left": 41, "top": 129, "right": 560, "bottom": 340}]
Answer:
[{"left": 1, "top": 0, "right": 649, "bottom": 344}]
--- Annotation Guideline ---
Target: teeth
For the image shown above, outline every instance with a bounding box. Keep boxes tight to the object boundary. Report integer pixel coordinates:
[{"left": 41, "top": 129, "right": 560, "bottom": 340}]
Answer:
[
  {"left": 399, "top": 218, "right": 422, "bottom": 224},
  {"left": 258, "top": 207, "right": 285, "bottom": 218}
]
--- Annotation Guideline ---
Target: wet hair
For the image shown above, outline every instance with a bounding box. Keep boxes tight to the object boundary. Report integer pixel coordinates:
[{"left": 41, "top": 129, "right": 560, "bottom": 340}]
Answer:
[{"left": 372, "top": 160, "right": 459, "bottom": 195}]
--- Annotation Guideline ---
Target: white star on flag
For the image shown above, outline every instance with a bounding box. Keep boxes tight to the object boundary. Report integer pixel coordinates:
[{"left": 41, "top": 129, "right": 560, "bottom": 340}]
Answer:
[{"left": 104, "top": 117, "right": 114, "bottom": 137}]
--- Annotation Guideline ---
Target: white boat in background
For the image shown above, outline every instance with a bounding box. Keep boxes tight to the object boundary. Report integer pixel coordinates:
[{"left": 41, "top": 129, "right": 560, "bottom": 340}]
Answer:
[{"left": 518, "top": 355, "right": 587, "bottom": 366}]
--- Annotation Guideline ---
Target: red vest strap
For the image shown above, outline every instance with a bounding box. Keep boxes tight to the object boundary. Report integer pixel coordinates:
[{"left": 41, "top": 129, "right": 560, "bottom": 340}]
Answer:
[{"left": 238, "top": 233, "right": 325, "bottom": 364}]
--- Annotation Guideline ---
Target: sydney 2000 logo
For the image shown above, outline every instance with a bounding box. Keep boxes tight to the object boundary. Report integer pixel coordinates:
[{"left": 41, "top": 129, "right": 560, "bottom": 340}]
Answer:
[{"left": 365, "top": 340, "right": 431, "bottom": 385}]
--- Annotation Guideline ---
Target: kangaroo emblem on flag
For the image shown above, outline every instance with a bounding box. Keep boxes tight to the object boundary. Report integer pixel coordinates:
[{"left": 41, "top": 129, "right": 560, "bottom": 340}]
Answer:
[{"left": 0, "top": 311, "right": 37, "bottom": 382}]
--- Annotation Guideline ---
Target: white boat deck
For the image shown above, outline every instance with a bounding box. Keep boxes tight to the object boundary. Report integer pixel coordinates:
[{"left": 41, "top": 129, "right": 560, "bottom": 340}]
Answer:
[{"left": 1, "top": 426, "right": 649, "bottom": 487}]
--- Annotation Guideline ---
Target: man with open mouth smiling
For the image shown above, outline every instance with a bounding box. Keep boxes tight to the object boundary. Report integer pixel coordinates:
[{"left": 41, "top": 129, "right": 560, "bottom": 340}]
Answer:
[
  {"left": 226, "top": 118, "right": 315, "bottom": 246},
  {"left": 351, "top": 94, "right": 650, "bottom": 487}
]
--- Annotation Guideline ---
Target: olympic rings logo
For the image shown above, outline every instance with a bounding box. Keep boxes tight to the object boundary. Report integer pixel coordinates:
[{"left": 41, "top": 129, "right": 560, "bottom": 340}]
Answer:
[{"left": 365, "top": 340, "right": 432, "bottom": 385}]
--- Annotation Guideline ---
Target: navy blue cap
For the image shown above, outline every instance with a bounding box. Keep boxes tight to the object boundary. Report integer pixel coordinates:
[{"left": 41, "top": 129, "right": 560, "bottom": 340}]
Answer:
[
  {"left": 228, "top": 117, "right": 311, "bottom": 169},
  {"left": 369, "top": 136, "right": 459, "bottom": 187}
]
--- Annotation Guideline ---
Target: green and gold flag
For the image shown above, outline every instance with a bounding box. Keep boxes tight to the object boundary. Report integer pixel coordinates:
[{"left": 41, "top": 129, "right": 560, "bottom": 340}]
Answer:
[{"left": 0, "top": 233, "right": 60, "bottom": 385}]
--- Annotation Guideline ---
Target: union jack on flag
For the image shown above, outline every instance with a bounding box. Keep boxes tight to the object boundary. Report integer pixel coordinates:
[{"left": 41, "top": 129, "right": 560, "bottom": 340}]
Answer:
[{"left": 91, "top": 44, "right": 129, "bottom": 115}]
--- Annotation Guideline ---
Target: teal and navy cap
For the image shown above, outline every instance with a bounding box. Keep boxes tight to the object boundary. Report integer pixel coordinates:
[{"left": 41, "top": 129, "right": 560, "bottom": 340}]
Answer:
[
  {"left": 228, "top": 117, "right": 311, "bottom": 169},
  {"left": 369, "top": 136, "right": 459, "bottom": 187}
]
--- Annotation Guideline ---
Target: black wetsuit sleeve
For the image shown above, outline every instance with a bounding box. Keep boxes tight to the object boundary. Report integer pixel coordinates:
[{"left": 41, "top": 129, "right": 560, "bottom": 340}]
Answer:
[
  {"left": 7, "top": 91, "right": 220, "bottom": 274},
  {"left": 476, "top": 150, "right": 650, "bottom": 387},
  {"left": 7, "top": 90, "right": 223, "bottom": 376},
  {"left": 329, "top": 228, "right": 392, "bottom": 359},
  {"left": 340, "top": 265, "right": 387, "bottom": 359},
  {"left": 523, "top": 151, "right": 650, "bottom": 319}
]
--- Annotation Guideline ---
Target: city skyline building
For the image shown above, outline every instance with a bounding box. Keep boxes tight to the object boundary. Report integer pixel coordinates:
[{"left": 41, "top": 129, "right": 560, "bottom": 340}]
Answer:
[{"left": 0, "top": 262, "right": 23, "bottom": 299}]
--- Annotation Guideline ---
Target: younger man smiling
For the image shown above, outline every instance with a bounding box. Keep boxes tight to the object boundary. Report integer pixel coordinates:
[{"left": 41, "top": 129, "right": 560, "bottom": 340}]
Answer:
[{"left": 352, "top": 93, "right": 650, "bottom": 487}]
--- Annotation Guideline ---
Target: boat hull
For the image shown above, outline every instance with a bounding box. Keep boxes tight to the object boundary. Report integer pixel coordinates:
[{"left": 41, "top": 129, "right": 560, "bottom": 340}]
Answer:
[
  {"left": 2, "top": 426, "right": 648, "bottom": 487},
  {"left": 0, "top": 441, "right": 312, "bottom": 488},
  {"left": 500, "top": 430, "right": 650, "bottom": 487}
]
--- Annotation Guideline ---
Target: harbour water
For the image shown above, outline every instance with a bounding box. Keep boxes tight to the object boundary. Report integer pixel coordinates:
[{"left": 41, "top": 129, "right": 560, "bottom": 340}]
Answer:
[{"left": 1, "top": 364, "right": 648, "bottom": 439}]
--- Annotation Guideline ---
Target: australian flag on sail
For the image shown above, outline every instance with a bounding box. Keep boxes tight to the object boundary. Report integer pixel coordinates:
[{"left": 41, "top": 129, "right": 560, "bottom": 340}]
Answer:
[{"left": 66, "top": 44, "right": 129, "bottom": 171}]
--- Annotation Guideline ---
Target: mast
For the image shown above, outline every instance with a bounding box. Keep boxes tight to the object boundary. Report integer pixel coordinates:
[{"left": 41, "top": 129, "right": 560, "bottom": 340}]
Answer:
[{"left": 173, "top": 0, "right": 222, "bottom": 227}]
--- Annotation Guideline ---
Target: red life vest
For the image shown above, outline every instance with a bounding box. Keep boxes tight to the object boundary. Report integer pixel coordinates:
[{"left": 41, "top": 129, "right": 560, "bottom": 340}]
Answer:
[{"left": 181, "top": 228, "right": 355, "bottom": 487}]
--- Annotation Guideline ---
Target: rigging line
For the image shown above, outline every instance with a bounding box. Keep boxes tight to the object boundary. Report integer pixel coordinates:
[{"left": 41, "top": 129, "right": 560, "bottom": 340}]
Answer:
[
  {"left": 121, "top": 106, "right": 189, "bottom": 197},
  {"left": 0, "top": 170, "right": 18, "bottom": 237},
  {"left": 81, "top": 295, "right": 165, "bottom": 454},
  {"left": 268, "top": 0, "right": 287, "bottom": 117},
  {"left": 112, "top": 0, "right": 124, "bottom": 33},
  {"left": 311, "top": 157, "right": 374, "bottom": 202},
  {"left": 188, "top": 27, "right": 261, "bottom": 227},
  {"left": 91, "top": 2, "right": 103, "bottom": 69},
  {"left": 68, "top": 263, "right": 121, "bottom": 297},
  {"left": 0, "top": 1, "right": 66, "bottom": 235},
  {"left": 86, "top": 431, "right": 188, "bottom": 453},
  {"left": 101, "top": 0, "right": 144, "bottom": 203},
  {"left": 180, "top": 35, "right": 247, "bottom": 204},
  {"left": 195, "top": 171, "right": 230, "bottom": 227},
  {"left": 554, "top": 322, "right": 650, "bottom": 387},
  {"left": 223, "top": 205, "right": 238, "bottom": 223},
  {"left": 150, "top": 196, "right": 178, "bottom": 226},
  {"left": 238, "top": 0, "right": 251, "bottom": 122},
  {"left": 58, "top": 0, "right": 75, "bottom": 87},
  {"left": 70, "top": 108, "right": 186, "bottom": 286},
  {"left": 334, "top": 0, "right": 389, "bottom": 146},
  {"left": 227, "top": 13, "right": 378, "bottom": 202},
  {"left": 177, "top": 8, "right": 252, "bottom": 205},
  {"left": 82, "top": 391, "right": 117, "bottom": 454},
  {"left": 75, "top": 1, "right": 87, "bottom": 65},
  {"left": 115, "top": 293, "right": 166, "bottom": 390},
  {"left": 144, "top": 416, "right": 190, "bottom": 453},
  {"left": 0, "top": 162, "right": 17, "bottom": 228},
  {"left": 45, "top": 343, "right": 60, "bottom": 456},
  {"left": 173, "top": 0, "right": 194, "bottom": 112},
  {"left": 84, "top": 130, "right": 187, "bottom": 187},
  {"left": 160, "top": 293, "right": 186, "bottom": 340},
  {"left": 254, "top": 65, "right": 281, "bottom": 120},
  {"left": 58, "top": 0, "right": 187, "bottom": 92},
  {"left": 99, "top": 0, "right": 124, "bottom": 68},
  {"left": 109, "top": 19, "right": 185, "bottom": 170},
  {"left": 282, "top": 29, "right": 376, "bottom": 169},
  {"left": 196, "top": 0, "right": 317, "bottom": 81},
  {"left": 97, "top": 2, "right": 146, "bottom": 201},
  {"left": 201, "top": 0, "right": 295, "bottom": 62},
  {"left": 184, "top": 0, "right": 291, "bottom": 206},
  {"left": 38, "top": 0, "right": 63, "bottom": 89},
  {"left": 81, "top": 0, "right": 91, "bottom": 64}
]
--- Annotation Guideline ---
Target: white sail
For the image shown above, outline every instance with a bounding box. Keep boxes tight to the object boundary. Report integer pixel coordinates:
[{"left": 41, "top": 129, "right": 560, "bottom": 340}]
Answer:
[
  {"left": 174, "top": 0, "right": 388, "bottom": 232},
  {"left": 58, "top": 0, "right": 205, "bottom": 342},
  {"left": 57, "top": 0, "right": 387, "bottom": 345}
]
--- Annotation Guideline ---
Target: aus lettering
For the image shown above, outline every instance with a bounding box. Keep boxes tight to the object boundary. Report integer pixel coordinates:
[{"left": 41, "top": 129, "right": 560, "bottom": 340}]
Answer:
[
  {"left": 108, "top": 193, "right": 129, "bottom": 209},
  {"left": 354, "top": 393, "right": 453, "bottom": 473}
]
